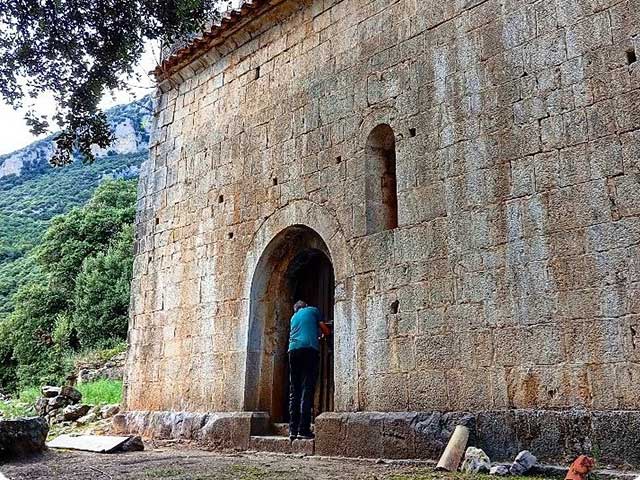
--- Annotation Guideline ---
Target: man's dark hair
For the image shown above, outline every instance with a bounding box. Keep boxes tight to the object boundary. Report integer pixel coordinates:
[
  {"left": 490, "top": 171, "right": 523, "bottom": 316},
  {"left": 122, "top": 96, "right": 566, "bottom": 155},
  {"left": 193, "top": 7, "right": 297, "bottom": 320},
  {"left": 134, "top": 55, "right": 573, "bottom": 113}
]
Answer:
[{"left": 293, "top": 300, "right": 307, "bottom": 312}]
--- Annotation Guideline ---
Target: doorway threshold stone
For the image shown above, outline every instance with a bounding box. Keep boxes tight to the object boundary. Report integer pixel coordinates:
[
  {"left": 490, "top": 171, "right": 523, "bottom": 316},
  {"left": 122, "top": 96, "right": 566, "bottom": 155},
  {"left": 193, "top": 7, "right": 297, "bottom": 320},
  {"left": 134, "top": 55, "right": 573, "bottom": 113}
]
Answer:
[{"left": 249, "top": 435, "right": 314, "bottom": 455}]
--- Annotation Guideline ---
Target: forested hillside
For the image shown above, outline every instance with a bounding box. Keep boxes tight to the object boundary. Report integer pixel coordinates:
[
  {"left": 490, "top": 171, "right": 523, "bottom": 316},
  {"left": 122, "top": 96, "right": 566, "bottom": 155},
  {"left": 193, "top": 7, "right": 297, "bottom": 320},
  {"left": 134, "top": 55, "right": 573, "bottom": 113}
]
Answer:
[
  {"left": 0, "top": 97, "right": 151, "bottom": 320},
  {"left": 0, "top": 97, "right": 151, "bottom": 391}
]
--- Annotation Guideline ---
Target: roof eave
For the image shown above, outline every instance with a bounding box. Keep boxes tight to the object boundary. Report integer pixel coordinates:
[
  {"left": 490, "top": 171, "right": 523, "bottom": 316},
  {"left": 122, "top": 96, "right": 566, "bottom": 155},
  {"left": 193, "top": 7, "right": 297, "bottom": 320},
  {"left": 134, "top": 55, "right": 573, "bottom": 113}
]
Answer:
[{"left": 153, "top": 0, "right": 266, "bottom": 83}]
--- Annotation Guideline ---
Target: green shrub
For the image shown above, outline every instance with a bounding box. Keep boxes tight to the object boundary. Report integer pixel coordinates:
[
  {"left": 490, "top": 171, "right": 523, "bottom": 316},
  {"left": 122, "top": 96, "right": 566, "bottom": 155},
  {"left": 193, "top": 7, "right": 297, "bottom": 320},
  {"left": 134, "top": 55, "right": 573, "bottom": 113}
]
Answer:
[
  {"left": 77, "top": 379, "right": 123, "bottom": 405},
  {"left": 0, "top": 317, "right": 18, "bottom": 391},
  {"left": 73, "top": 225, "right": 134, "bottom": 348},
  {"left": 0, "top": 385, "right": 40, "bottom": 419},
  {"left": 97, "top": 342, "right": 127, "bottom": 361},
  {"left": 0, "top": 150, "right": 145, "bottom": 317},
  {"left": 0, "top": 179, "right": 136, "bottom": 391},
  {"left": 52, "top": 313, "right": 77, "bottom": 350}
]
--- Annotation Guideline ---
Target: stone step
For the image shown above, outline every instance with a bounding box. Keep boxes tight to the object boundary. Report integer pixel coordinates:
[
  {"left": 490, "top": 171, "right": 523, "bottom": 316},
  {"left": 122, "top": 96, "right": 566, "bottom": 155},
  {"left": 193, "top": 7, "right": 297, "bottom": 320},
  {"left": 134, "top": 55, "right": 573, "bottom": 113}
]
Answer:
[
  {"left": 271, "top": 423, "right": 315, "bottom": 436},
  {"left": 271, "top": 423, "right": 289, "bottom": 436},
  {"left": 249, "top": 435, "right": 314, "bottom": 456}
]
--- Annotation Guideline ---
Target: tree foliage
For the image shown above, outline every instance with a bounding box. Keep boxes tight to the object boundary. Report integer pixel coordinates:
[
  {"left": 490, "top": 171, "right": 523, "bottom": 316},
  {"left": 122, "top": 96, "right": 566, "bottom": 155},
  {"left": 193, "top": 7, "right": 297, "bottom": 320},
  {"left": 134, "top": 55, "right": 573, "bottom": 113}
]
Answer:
[
  {"left": 35, "top": 179, "right": 137, "bottom": 291},
  {"left": 1, "top": 179, "right": 137, "bottom": 390},
  {"left": 73, "top": 224, "right": 134, "bottom": 347},
  {"left": 0, "top": 0, "right": 229, "bottom": 165},
  {"left": 0, "top": 149, "right": 145, "bottom": 317}
]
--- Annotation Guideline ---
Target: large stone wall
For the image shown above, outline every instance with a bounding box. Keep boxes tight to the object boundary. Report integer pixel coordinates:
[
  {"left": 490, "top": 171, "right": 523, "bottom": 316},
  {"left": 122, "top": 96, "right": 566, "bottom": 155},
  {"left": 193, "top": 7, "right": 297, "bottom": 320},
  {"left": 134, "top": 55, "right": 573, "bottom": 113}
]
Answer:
[{"left": 126, "top": 0, "right": 640, "bottom": 422}]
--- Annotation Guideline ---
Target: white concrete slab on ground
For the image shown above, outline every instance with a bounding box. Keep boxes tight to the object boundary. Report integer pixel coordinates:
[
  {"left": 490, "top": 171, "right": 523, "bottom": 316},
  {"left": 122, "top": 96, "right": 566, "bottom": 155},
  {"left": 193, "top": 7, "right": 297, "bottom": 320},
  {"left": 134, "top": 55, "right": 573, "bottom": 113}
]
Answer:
[{"left": 47, "top": 434, "right": 132, "bottom": 453}]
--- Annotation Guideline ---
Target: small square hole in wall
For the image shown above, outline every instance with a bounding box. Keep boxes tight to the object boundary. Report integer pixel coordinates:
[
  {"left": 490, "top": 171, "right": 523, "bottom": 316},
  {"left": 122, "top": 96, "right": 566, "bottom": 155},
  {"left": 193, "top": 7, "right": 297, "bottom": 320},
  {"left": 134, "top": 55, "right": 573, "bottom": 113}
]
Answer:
[
  {"left": 627, "top": 49, "right": 637, "bottom": 65},
  {"left": 409, "top": 127, "right": 417, "bottom": 138},
  {"left": 255, "top": 66, "right": 261, "bottom": 80},
  {"left": 155, "top": 217, "right": 159, "bottom": 225},
  {"left": 272, "top": 177, "right": 278, "bottom": 186},
  {"left": 228, "top": 232, "right": 234, "bottom": 240},
  {"left": 218, "top": 194, "right": 224, "bottom": 204},
  {"left": 336, "top": 156, "right": 342, "bottom": 164}
]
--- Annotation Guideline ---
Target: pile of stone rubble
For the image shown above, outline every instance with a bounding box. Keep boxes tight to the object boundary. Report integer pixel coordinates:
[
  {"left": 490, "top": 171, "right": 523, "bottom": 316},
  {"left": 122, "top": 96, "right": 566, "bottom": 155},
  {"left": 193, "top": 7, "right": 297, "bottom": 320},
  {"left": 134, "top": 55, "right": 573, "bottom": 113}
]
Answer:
[
  {"left": 438, "top": 425, "right": 597, "bottom": 480},
  {"left": 35, "top": 385, "right": 120, "bottom": 432},
  {"left": 460, "top": 447, "right": 537, "bottom": 476}
]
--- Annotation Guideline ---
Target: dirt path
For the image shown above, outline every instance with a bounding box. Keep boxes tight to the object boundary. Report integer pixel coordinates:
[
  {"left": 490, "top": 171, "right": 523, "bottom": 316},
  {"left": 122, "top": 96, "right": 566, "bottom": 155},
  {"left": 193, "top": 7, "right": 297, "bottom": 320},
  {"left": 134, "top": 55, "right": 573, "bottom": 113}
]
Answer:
[{"left": 1, "top": 446, "right": 439, "bottom": 480}]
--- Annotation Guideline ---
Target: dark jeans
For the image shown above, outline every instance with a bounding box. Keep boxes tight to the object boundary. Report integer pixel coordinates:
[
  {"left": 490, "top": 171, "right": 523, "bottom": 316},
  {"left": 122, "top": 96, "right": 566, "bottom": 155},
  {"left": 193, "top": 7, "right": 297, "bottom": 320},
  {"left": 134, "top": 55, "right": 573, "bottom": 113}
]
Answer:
[{"left": 288, "top": 347, "right": 319, "bottom": 435}]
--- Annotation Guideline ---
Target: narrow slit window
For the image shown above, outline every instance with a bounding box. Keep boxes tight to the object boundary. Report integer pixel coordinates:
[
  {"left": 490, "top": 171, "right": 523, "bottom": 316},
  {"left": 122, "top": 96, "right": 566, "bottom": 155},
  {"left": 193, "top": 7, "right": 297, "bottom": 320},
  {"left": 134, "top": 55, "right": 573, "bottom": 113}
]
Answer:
[
  {"left": 390, "top": 300, "right": 400, "bottom": 314},
  {"left": 365, "top": 124, "right": 398, "bottom": 234}
]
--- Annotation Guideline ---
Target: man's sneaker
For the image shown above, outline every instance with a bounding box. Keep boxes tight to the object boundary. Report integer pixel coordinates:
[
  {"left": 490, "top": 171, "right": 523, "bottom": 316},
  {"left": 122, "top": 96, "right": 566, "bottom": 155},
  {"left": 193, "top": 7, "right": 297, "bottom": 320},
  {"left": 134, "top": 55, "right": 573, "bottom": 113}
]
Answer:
[
  {"left": 289, "top": 434, "right": 297, "bottom": 442},
  {"left": 297, "top": 432, "right": 315, "bottom": 440}
]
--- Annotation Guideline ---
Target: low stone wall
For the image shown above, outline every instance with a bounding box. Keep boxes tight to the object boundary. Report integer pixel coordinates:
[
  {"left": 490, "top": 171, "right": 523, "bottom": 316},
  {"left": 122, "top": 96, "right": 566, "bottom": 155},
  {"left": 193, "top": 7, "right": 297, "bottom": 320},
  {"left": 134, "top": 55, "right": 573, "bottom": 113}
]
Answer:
[
  {"left": 112, "top": 411, "right": 269, "bottom": 450},
  {"left": 315, "top": 410, "right": 640, "bottom": 467},
  {"left": 315, "top": 411, "right": 473, "bottom": 460},
  {"left": 114, "top": 409, "right": 640, "bottom": 467},
  {"left": 77, "top": 352, "right": 125, "bottom": 384}
]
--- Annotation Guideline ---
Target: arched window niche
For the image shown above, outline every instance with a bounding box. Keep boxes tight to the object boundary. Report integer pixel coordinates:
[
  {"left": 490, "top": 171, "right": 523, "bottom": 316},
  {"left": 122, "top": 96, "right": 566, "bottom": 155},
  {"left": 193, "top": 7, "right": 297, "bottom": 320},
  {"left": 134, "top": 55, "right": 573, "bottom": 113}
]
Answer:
[{"left": 365, "top": 124, "right": 398, "bottom": 234}]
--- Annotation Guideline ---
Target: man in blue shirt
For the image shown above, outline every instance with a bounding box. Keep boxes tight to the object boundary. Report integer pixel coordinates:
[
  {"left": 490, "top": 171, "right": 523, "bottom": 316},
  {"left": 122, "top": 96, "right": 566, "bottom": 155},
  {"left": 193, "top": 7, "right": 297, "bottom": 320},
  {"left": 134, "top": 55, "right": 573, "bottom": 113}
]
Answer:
[{"left": 288, "top": 300, "right": 330, "bottom": 440}]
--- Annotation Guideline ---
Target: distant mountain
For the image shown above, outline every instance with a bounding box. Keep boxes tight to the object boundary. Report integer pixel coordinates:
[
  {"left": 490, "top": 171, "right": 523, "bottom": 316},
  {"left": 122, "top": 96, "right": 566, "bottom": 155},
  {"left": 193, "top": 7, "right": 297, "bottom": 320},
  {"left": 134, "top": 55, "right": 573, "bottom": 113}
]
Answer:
[
  {"left": 0, "top": 96, "right": 153, "bottom": 318},
  {"left": 0, "top": 96, "right": 152, "bottom": 179},
  {"left": 0, "top": 137, "right": 54, "bottom": 178}
]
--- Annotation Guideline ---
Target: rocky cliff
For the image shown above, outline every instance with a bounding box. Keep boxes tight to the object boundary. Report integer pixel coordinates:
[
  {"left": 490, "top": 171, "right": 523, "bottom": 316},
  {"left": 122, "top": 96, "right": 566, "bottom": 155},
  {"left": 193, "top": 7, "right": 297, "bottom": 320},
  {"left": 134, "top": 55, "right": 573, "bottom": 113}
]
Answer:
[
  {"left": 0, "top": 96, "right": 152, "bottom": 179},
  {"left": 0, "top": 96, "right": 152, "bottom": 319}
]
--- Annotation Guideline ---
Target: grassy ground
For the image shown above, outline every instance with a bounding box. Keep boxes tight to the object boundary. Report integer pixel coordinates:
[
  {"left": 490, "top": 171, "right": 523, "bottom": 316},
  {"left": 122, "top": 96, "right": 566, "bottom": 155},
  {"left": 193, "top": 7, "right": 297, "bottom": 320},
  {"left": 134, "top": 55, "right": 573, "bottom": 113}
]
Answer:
[
  {"left": 0, "top": 386, "right": 39, "bottom": 418},
  {"left": 0, "top": 397, "right": 34, "bottom": 418},
  {"left": 0, "top": 379, "right": 122, "bottom": 419},
  {"left": 76, "top": 379, "right": 122, "bottom": 405},
  {"left": 17, "top": 386, "right": 41, "bottom": 403}
]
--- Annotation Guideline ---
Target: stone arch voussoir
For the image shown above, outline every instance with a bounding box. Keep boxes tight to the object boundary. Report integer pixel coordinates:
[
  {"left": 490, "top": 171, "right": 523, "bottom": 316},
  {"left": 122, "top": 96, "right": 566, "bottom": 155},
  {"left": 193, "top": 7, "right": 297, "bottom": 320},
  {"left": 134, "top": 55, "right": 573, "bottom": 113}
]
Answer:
[{"left": 238, "top": 200, "right": 357, "bottom": 413}]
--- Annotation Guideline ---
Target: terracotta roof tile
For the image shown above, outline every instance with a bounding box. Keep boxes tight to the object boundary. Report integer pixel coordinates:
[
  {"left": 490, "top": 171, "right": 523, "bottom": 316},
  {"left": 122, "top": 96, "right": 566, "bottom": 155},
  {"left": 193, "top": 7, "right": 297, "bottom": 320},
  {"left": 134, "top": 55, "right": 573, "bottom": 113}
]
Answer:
[{"left": 154, "top": 0, "right": 269, "bottom": 81}]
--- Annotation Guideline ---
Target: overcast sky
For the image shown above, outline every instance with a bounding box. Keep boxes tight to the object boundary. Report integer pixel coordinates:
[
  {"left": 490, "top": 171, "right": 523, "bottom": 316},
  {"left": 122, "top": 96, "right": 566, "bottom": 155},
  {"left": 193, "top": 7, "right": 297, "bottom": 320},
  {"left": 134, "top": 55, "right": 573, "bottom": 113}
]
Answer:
[{"left": 0, "top": 46, "right": 159, "bottom": 156}]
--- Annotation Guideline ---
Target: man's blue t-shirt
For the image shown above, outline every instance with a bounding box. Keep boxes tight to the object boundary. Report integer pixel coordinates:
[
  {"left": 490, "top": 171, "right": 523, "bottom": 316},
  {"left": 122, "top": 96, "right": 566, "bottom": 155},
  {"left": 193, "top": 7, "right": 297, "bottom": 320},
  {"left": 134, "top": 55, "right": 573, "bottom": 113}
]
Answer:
[{"left": 289, "top": 306, "right": 321, "bottom": 352}]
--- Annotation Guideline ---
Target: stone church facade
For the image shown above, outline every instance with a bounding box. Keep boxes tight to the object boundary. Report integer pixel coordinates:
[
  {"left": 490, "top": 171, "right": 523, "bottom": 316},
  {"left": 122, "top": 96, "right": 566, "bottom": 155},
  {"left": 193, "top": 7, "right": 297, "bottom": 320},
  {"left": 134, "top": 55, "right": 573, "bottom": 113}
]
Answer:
[{"left": 119, "top": 0, "right": 640, "bottom": 465}]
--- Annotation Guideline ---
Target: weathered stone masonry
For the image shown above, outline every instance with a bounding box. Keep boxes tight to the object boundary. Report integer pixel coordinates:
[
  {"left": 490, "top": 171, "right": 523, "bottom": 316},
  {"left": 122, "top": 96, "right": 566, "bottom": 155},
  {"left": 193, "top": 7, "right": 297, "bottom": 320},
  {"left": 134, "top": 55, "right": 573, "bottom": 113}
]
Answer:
[{"left": 122, "top": 0, "right": 640, "bottom": 465}]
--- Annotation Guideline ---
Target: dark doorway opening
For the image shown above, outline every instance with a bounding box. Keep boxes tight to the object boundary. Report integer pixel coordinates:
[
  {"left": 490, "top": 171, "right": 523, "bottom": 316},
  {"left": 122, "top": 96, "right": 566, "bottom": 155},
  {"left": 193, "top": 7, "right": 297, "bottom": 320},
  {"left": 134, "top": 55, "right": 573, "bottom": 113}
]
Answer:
[
  {"left": 245, "top": 226, "right": 335, "bottom": 424},
  {"left": 281, "top": 249, "right": 335, "bottom": 422}
]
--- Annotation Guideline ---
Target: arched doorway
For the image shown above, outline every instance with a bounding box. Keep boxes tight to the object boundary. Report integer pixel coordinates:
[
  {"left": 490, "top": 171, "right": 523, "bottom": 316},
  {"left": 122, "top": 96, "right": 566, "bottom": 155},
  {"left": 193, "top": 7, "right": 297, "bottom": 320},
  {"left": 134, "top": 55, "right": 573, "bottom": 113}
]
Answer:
[{"left": 245, "top": 225, "right": 335, "bottom": 423}]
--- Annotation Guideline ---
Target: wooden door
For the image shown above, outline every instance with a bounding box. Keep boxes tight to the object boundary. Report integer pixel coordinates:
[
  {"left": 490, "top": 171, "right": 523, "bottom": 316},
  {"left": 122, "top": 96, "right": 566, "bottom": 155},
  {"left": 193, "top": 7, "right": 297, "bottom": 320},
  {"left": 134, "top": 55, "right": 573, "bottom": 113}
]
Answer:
[{"left": 283, "top": 250, "right": 335, "bottom": 421}]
